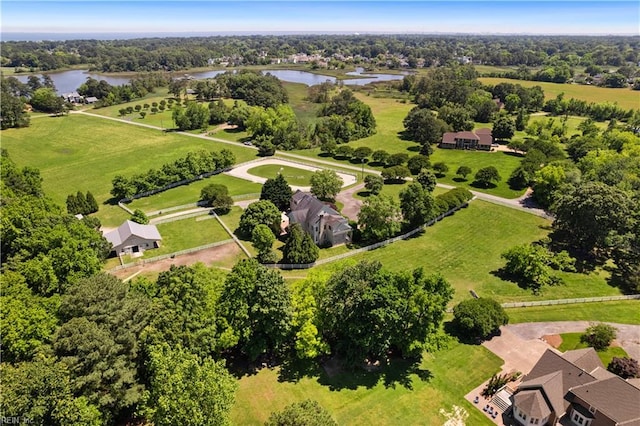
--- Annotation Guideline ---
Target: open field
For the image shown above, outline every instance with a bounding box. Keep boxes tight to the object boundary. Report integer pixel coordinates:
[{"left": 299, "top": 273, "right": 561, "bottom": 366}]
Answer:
[
  {"left": 429, "top": 148, "right": 526, "bottom": 198},
  {"left": 313, "top": 200, "right": 619, "bottom": 305},
  {"left": 0, "top": 114, "right": 257, "bottom": 227},
  {"left": 558, "top": 332, "right": 627, "bottom": 366},
  {"left": 231, "top": 341, "right": 500, "bottom": 425},
  {"left": 479, "top": 77, "right": 640, "bottom": 111},
  {"left": 247, "top": 164, "right": 316, "bottom": 186},
  {"left": 282, "top": 81, "right": 322, "bottom": 126},
  {"left": 506, "top": 301, "right": 640, "bottom": 325},
  {"left": 128, "top": 174, "right": 262, "bottom": 212}
]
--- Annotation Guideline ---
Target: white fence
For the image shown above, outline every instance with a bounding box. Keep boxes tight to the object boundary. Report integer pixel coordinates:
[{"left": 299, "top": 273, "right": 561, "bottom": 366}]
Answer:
[{"left": 501, "top": 294, "right": 640, "bottom": 309}]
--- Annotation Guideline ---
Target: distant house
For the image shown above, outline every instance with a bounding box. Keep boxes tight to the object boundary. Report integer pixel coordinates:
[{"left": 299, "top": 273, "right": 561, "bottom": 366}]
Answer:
[
  {"left": 509, "top": 348, "right": 640, "bottom": 426},
  {"left": 288, "top": 190, "right": 351, "bottom": 247},
  {"left": 104, "top": 220, "right": 162, "bottom": 256},
  {"left": 61, "top": 92, "right": 83, "bottom": 103},
  {"left": 440, "top": 128, "right": 493, "bottom": 150},
  {"left": 84, "top": 96, "right": 98, "bottom": 104}
]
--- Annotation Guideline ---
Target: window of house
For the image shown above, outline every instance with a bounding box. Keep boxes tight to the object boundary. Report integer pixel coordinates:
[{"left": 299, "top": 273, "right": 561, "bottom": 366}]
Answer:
[{"left": 588, "top": 406, "right": 596, "bottom": 414}]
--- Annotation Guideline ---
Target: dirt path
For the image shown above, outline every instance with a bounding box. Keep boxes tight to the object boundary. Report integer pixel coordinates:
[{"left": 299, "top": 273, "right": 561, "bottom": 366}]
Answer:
[
  {"left": 110, "top": 241, "right": 241, "bottom": 279},
  {"left": 336, "top": 182, "right": 365, "bottom": 221}
]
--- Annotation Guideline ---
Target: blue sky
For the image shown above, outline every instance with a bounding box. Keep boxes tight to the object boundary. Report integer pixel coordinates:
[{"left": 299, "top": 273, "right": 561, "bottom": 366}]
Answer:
[{"left": 2, "top": 1, "right": 639, "bottom": 36}]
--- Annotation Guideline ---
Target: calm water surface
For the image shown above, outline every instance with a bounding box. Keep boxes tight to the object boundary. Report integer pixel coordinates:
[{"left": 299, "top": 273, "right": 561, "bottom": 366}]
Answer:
[{"left": 15, "top": 67, "right": 408, "bottom": 94}]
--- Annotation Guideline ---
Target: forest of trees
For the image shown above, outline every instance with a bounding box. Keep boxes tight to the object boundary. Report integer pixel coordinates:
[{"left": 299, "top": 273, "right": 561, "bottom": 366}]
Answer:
[{"left": 2, "top": 35, "right": 638, "bottom": 72}]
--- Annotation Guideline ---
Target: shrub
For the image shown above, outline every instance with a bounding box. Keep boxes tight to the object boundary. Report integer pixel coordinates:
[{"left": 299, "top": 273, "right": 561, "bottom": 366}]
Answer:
[{"left": 581, "top": 323, "right": 617, "bottom": 351}]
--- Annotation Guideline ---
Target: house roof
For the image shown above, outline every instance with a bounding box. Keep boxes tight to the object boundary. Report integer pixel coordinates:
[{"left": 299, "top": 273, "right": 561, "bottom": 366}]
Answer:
[
  {"left": 562, "top": 348, "right": 606, "bottom": 374},
  {"left": 455, "top": 131, "right": 479, "bottom": 140},
  {"left": 85, "top": 96, "right": 98, "bottom": 102},
  {"left": 289, "top": 190, "right": 350, "bottom": 233},
  {"left": 518, "top": 370, "right": 566, "bottom": 417},
  {"left": 513, "top": 389, "right": 552, "bottom": 419},
  {"left": 442, "top": 132, "right": 457, "bottom": 143},
  {"left": 566, "top": 377, "right": 640, "bottom": 424},
  {"left": 104, "top": 220, "right": 162, "bottom": 248}
]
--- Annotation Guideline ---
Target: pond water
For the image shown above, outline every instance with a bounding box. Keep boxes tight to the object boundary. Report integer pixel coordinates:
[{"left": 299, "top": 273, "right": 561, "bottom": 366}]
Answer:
[{"left": 15, "top": 67, "right": 408, "bottom": 94}]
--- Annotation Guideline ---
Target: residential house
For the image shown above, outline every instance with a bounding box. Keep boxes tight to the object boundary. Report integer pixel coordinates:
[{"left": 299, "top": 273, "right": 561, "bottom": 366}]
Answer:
[
  {"left": 510, "top": 348, "right": 640, "bottom": 426},
  {"left": 288, "top": 190, "right": 351, "bottom": 247},
  {"left": 61, "top": 92, "right": 83, "bottom": 103},
  {"left": 84, "top": 96, "right": 98, "bottom": 104},
  {"left": 104, "top": 220, "right": 162, "bottom": 256},
  {"left": 440, "top": 128, "right": 493, "bottom": 150}
]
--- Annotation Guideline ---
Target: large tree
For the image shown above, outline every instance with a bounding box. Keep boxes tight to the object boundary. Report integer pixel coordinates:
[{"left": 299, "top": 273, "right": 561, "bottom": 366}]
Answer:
[
  {"left": 400, "top": 182, "right": 437, "bottom": 228},
  {"left": 492, "top": 115, "right": 516, "bottom": 141},
  {"left": 310, "top": 169, "right": 343, "bottom": 201},
  {"left": 217, "top": 259, "right": 293, "bottom": 360},
  {"left": 201, "top": 183, "right": 233, "bottom": 213},
  {"left": 141, "top": 344, "right": 237, "bottom": 426},
  {"left": 319, "top": 261, "right": 453, "bottom": 366},
  {"left": 403, "top": 107, "right": 450, "bottom": 145},
  {"left": 452, "top": 298, "right": 509, "bottom": 341},
  {"left": 237, "top": 200, "right": 281, "bottom": 238},
  {"left": 260, "top": 173, "right": 293, "bottom": 211},
  {"left": 474, "top": 166, "right": 501, "bottom": 187},
  {"left": 358, "top": 194, "right": 402, "bottom": 242},
  {"left": 30, "top": 87, "right": 65, "bottom": 114},
  {"left": 54, "top": 273, "right": 152, "bottom": 422},
  {"left": 282, "top": 223, "right": 319, "bottom": 264},
  {"left": 552, "top": 182, "right": 635, "bottom": 254}
]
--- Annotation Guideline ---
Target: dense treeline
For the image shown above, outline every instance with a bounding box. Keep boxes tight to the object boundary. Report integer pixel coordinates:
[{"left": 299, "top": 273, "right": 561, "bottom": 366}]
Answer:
[
  {"left": 110, "top": 149, "right": 235, "bottom": 200},
  {"left": 2, "top": 35, "right": 638, "bottom": 72}
]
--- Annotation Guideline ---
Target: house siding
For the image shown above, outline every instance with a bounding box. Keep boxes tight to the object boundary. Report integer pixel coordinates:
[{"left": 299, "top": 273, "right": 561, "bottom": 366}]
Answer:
[{"left": 114, "top": 235, "right": 160, "bottom": 255}]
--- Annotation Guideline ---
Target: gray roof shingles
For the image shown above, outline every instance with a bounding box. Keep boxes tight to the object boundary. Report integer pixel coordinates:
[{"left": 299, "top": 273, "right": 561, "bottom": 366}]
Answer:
[{"left": 104, "top": 220, "right": 162, "bottom": 247}]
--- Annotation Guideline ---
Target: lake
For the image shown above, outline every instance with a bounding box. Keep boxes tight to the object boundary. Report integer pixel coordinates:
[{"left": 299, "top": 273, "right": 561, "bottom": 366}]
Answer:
[{"left": 15, "top": 67, "right": 408, "bottom": 94}]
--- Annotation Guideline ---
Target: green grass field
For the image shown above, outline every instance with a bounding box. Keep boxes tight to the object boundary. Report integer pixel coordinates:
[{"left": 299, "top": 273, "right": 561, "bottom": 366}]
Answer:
[
  {"left": 282, "top": 81, "right": 322, "bottom": 126},
  {"left": 558, "top": 332, "right": 627, "bottom": 366},
  {"left": 506, "top": 301, "right": 640, "bottom": 325},
  {"left": 1, "top": 114, "right": 258, "bottom": 227},
  {"left": 247, "top": 164, "right": 316, "bottom": 186},
  {"left": 150, "top": 215, "right": 232, "bottom": 256},
  {"left": 128, "top": 174, "right": 262, "bottom": 212},
  {"left": 232, "top": 341, "right": 500, "bottom": 425},
  {"left": 429, "top": 148, "right": 526, "bottom": 198},
  {"left": 479, "top": 77, "right": 640, "bottom": 111},
  {"left": 312, "top": 200, "right": 620, "bottom": 304}
]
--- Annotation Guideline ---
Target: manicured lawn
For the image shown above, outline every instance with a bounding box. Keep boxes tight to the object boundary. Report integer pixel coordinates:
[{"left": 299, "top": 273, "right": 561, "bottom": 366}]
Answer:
[
  {"left": 506, "top": 301, "right": 640, "bottom": 325},
  {"left": 247, "top": 164, "right": 316, "bottom": 186},
  {"left": 128, "top": 174, "right": 262, "bottom": 212},
  {"left": 479, "top": 77, "right": 640, "bottom": 111},
  {"left": 558, "top": 333, "right": 628, "bottom": 366},
  {"left": 429, "top": 148, "right": 525, "bottom": 199},
  {"left": 0, "top": 114, "right": 257, "bottom": 227},
  {"left": 313, "top": 200, "right": 621, "bottom": 305},
  {"left": 353, "top": 181, "right": 449, "bottom": 201},
  {"left": 231, "top": 341, "right": 500, "bottom": 425},
  {"left": 149, "top": 215, "right": 232, "bottom": 257}
]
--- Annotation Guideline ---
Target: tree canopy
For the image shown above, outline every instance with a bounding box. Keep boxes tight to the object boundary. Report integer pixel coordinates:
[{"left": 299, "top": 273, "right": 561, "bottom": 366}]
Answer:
[{"left": 452, "top": 298, "right": 509, "bottom": 341}]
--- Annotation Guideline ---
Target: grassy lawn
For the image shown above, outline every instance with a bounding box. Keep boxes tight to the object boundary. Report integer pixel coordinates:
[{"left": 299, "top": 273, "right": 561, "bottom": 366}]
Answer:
[
  {"left": 128, "top": 174, "right": 262, "bottom": 213},
  {"left": 232, "top": 341, "right": 500, "bottom": 425},
  {"left": 479, "top": 77, "right": 640, "bottom": 111},
  {"left": 247, "top": 164, "right": 316, "bottom": 186},
  {"left": 283, "top": 81, "right": 322, "bottom": 126},
  {"left": 558, "top": 333, "right": 628, "bottom": 366},
  {"left": 312, "top": 200, "right": 620, "bottom": 305},
  {"left": 506, "top": 301, "right": 640, "bottom": 325},
  {"left": 429, "top": 148, "right": 525, "bottom": 199},
  {"left": 1, "top": 114, "right": 258, "bottom": 227},
  {"left": 148, "top": 215, "right": 232, "bottom": 257}
]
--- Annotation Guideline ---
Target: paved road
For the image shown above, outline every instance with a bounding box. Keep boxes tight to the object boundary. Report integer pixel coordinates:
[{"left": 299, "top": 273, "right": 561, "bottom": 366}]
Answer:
[
  {"left": 506, "top": 321, "right": 640, "bottom": 360},
  {"left": 76, "top": 110, "right": 551, "bottom": 218},
  {"left": 336, "top": 182, "right": 365, "bottom": 221}
]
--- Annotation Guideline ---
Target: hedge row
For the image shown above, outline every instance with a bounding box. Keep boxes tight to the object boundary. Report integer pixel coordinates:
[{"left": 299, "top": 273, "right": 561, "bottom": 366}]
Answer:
[{"left": 435, "top": 187, "right": 473, "bottom": 215}]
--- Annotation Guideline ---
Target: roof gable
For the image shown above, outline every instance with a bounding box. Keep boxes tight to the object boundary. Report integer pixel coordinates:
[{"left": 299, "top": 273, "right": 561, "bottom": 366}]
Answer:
[
  {"left": 562, "top": 348, "right": 604, "bottom": 374},
  {"left": 104, "top": 220, "right": 162, "bottom": 248}
]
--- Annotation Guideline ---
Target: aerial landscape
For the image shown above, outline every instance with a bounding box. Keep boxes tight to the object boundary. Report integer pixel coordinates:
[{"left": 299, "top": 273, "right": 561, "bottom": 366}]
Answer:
[{"left": 1, "top": 1, "right": 639, "bottom": 425}]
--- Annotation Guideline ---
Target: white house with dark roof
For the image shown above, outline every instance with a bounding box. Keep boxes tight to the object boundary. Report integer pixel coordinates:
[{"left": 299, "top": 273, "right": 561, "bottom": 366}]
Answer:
[
  {"left": 104, "top": 220, "right": 162, "bottom": 256},
  {"left": 288, "top": 190, "right": 351, "bottom": 247},
  {"left": 510, "top": 348, "right": 640, "bottom": 426}
]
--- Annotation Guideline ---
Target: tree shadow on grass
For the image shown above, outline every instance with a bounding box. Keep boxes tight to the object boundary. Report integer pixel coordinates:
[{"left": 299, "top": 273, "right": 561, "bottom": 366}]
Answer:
[
  {"left": 318, "top": 152, "right": 334, "bottom": 158},
  {"left": 357, "top": 190, "right": 372, "bottom": 198},
  {"left": 407, "top": 145, "right": 421, "bottom": 152},
  {"left": 279, "top": 355, "right": 432, "bottom": 391},
  {"left": 453, "top": 177, "right": 468, "bottom": 183},
  {"left": 470, "top": 181, "right": 497, "bottom": 190},
  {"left": 444, "top": 320, "right": 501, "bottom": 346}
]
